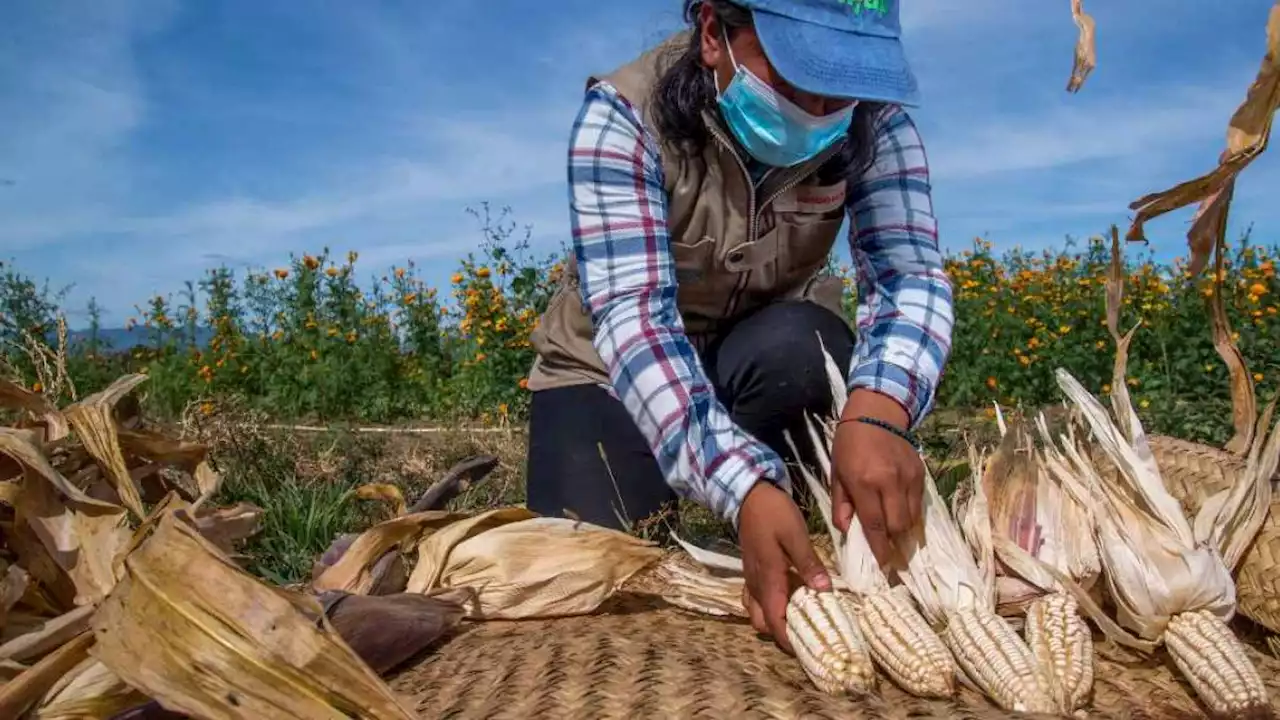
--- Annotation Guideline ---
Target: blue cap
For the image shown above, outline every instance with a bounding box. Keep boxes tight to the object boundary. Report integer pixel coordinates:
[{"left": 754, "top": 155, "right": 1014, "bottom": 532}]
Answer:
[{"left": 734, "top": 0, "right": 920, "bottom": 106}]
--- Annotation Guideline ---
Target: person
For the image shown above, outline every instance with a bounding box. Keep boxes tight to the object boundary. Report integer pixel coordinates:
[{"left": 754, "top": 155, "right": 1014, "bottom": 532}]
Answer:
[{"left": 523, "top": 0, "right": 954, "bottom": 654}]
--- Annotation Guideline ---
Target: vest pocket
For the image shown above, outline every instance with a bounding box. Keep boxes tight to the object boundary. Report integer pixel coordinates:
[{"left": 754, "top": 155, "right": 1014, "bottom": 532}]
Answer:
[{"left": 670, "top": 235, "right": 717, "bottom": 285}]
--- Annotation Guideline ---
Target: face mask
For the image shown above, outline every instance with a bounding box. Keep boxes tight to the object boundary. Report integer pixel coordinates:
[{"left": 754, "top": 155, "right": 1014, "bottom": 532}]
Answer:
[{"left": 715, "top": 31, "right": 855, "bottom": 168}]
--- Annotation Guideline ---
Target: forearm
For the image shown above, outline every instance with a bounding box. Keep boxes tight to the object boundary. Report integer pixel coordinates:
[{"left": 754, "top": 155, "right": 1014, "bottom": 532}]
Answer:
[
  {"left": 569, "top": 83, "right": 788, "bottom": 527},
  {"left": 846, "top": 107, "right": 955, "bottom": 429}
]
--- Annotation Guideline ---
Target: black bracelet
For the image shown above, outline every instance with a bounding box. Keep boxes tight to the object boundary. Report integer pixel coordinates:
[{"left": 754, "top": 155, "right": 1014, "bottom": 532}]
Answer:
[{"left": 838, "top": 416, "right": 921, "bottom": 450}]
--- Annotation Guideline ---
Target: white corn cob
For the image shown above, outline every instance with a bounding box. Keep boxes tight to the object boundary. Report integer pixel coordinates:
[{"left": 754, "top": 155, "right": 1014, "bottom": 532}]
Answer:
[
  {"left": 784, "top": 339, "right": 959, "bottom": 700},
  {"left": 894, "top": 444, "right": 1058, "bottom": 714},
  {"left": 943, "top": 606, "right": 1059, "bottom": 715},
  {"left": 857, "top": 585, "right": 957, "bottom": 698},
  {"left": 1024, "top": 592, "right": 1093, "bottom": 712},
  {"left": 786, "top": 586, "right": 877, "bottom": 696},
  {"left": 1164, "top": 610, "right": 1270, "bottom": 718}
]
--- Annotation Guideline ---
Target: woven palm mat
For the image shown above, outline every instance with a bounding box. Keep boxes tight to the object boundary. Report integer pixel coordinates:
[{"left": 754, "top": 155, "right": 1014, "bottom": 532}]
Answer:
[{"left": 388, "top": 595, "right": 1280, "bottom": 719}]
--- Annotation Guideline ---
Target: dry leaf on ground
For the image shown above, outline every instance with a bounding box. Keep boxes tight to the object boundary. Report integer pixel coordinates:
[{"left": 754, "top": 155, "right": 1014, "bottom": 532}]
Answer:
[
  {"left": 61, "top": 375, "right": 150, "bottom": 518},
  {"left": 90, "top": 508, "right": 416, "bottom": 720},
  {"left": 1, "top": 429, "right": 131, "bottom": 607},
  {"left": 312, "top": 510, "right": 474, "bottom": 595},
  {"left": 408, "top": 512, "right": 665, "bottom": 619}
]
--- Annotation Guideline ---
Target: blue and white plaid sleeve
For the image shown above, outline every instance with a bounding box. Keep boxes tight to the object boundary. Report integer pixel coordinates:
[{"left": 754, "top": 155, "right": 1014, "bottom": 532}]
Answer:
[
  {"left": 845, "top": 106, "right": 955, "bottom": 429},
  {"left": 567, "top": 81, "right": 790, "bottom": 529}
]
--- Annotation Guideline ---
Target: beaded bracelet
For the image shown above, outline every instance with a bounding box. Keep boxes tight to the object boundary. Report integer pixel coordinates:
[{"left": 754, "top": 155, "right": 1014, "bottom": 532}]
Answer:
[{"left": 837, "top": 416, "right": 922, "bottom": 451}]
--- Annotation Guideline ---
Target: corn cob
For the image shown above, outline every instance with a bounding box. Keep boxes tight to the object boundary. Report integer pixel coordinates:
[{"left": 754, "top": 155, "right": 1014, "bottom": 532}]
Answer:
[
  {"left": 776, "top": 337, "right": 957, "bottom": 699},
  {"left": 785, "top": 586, "right": 878, "bottom": 695},
  {"left": 1047, "top": 367, "right": 1280, "bottom": 719},
  {"left": 1024, "top": 592, "right": 1093, "bottom": 713},
  {"left": 1164, "top": 609, "right": 1270, "bottom": 717},
  {"left": 933, "top": 455, "right": 1057, "bottom": 714},
  {"left": 963, "top": 408, "right": 1100, "bottom": 714}
]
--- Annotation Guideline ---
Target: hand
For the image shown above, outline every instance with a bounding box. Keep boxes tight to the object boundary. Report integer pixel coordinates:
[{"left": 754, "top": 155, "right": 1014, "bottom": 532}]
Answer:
[
  {"left": 831, "top": 389, "right": 925, "bottom": 564},
  {"left": 736, "top": 480, "right": 832, "bottom": 654}
]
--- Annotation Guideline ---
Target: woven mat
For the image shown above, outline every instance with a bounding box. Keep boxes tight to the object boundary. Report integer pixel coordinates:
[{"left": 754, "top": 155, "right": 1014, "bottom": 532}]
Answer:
[{"left": 388, "top": 595, "right": 1280, "bottom": 719}]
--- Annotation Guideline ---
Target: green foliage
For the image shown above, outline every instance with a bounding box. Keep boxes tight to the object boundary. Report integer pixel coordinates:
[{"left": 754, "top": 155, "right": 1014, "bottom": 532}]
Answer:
[{"left": 2, "top": 212, "right": 1276, "bottom": 447}]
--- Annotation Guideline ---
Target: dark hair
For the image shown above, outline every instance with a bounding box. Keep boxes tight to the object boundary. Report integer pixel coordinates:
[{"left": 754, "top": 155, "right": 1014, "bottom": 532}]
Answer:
[{"left": 651, "top": 0, "right": 885, "bottom": 179}]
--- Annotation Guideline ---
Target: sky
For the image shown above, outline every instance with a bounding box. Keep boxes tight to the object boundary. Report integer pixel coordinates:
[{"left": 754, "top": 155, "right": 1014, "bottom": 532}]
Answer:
[{"left": 1, "top": 0, "right": 1277, "bottom": 328}]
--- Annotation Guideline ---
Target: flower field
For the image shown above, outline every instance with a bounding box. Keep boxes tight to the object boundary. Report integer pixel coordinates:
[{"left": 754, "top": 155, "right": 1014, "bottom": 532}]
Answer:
[{"left": 2, "top": 207, "right": 1277, "bottom": 446}]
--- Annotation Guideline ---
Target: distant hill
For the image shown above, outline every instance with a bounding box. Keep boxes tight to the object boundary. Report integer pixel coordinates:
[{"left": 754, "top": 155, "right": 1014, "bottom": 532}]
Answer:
[{"left": 65, "top": 326, "right": 215, "bottom": 350}]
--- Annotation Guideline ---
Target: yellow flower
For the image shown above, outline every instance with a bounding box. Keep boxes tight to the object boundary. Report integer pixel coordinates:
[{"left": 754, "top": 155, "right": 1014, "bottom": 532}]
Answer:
[
  {"left": 476, "top": 266, "right": 491, "bottom": 279},
  {"left": 1250, "top": 282, "right": 1268, "bottom": 296},
  {"left": 274, "top": 268, "right": 289, "bottom": 279},
  {"left": 325, "top": 266, "right": 339, "bottom": 278},
  {"left": 303, "top": 254, "right": 320, "bottom": 270},
  {"left": 1255, "top": 373, "right": 1265, "bottom": 382},
  {"left": 986, "top": 377, "right": 997, "bottom": 390},
  {"left": 451, "top": 272, "right": 464, "bottom": 285},
  {"left": 347, "top": 250, "right": 359, "bottom": 264}
]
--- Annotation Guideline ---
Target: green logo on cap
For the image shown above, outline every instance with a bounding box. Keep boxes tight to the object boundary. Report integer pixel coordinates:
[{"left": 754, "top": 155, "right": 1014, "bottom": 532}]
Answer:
[{"left": 839, "top": 0, "right": 888, "bottom": 15}]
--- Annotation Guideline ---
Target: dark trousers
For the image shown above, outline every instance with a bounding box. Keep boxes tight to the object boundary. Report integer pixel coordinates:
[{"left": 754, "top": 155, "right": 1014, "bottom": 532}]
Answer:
[{"left": 525, "top": 300, "right": 856, "bottom": 532}]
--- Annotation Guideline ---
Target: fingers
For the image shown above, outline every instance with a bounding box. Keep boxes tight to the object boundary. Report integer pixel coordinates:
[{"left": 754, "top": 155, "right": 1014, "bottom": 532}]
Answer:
[
  {"left": 905, "top": 457, "right": 924, "bottom": 530},
  {"left": 832, "top": 477, "right": 853, "bottom": 534},
  {"left": 756, "top": 547, "right": 795, "bottom": 654},
  {"left": 778, "top": 517, "right": 832, "bottom": 593},
  {"left": 849, "top": 480, "right": 892, "bottom": 564}
]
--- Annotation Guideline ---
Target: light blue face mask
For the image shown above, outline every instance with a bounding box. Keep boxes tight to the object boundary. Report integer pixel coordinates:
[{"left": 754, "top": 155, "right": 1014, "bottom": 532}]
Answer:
[{"left": 715, "top": 33, "right": 855, "bottom": 168}]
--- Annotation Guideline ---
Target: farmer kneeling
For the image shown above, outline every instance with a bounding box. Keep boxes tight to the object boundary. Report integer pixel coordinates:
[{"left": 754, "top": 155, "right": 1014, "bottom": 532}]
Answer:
[{"left": 523, "top": 0, "right": 954, "bottom": 653}]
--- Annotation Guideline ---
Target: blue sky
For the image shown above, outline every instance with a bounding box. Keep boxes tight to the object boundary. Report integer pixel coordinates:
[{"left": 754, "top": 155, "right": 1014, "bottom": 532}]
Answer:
[{"left": 2, "top": 0, "right": 1277, "bottom": 328}]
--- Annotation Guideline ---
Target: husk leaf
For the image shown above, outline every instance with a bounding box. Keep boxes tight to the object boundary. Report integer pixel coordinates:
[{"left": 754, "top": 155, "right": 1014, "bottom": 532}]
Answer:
[
  {"left": 409, "top": 513, "right": 664, "bottom": 619},
  {"left": 0, "top": 379, "right": 70, "bottom": 442},
  {"left": 0, "top": 429, "right": 131, "bottom": 607},
  {"left": 0, "top": 631, "right": 93, "bottom": 720},
  {"left": 33, "top": 656, "right": 147, "bottom": 719},
  {"left": 1052, "top": 369, "right": 1237, "bottom": 639},
  {"left": 1067, "top": 0, "right": 1096, "bottom": 92},
  {"left": 0, "top": 605, "right": 95, "bottom": 665},
  {"left": 1126, "top": 1, "right": 1280, "bottom": 274},
  {"left": 89, "top": 507, "right": 416, "bottom": 720},
  {"left": 61, "top": 375, "right": 150, "bottom": 519},
  {"left": 313, "top": 510, "right": 474, "bottom": 595}
]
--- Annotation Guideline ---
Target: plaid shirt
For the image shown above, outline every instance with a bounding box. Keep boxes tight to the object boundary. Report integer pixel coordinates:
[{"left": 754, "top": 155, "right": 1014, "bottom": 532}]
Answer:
[{"left": 568, "top": 81, "right": 954, "bottom": 528}]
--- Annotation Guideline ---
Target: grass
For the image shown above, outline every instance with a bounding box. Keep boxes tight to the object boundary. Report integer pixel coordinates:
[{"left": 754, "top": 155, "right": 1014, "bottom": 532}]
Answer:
[{"left": 3, "top": 208, "right": 1277, "bottom": 581}]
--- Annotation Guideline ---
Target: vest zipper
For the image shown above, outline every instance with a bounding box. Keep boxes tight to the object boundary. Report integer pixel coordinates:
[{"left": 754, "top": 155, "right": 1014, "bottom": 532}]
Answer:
[
  {"left": 754, "top": 141, "right": 847, "bottom": 231},
  {"left": 705, "top": 121, "right": 759, "bottom": 241}
]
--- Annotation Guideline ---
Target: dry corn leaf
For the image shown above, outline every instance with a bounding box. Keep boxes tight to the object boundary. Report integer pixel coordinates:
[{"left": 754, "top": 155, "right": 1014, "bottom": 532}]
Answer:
[
  {"left": 0, "top": 379, "right": 70, "bottom": 442},
  {"left": 1067, "top": 0, "right": 1096, "bottom": 92},
  {"left": 1207, "top": 223, "right": 1259, "bottom": 455},
  {"left": 33, "top": 656, "right": 146, "bottom": 720},
  {"left": 405, "top": 507, "right": 536, "bottom": 595},
  {"left": 410, "top": 512, "right": 664, "bottom": 620},
  {"left": 1, "top": 429, "right": 131, "bottom": 606},
  {"left": 61, "top": 375, "right": 150, "bottom": 518},
  {"left": 192, "top": 460, "right": 222, "bottom": 508},
  {"left": 312, "top": 510, "right": 472, "bottom": 595},
  {"left": 89, "top": 507, "right": 417, "bottom": 720},
  {"left": 1127, "top": 1, "right": 1280, "bottom": 274},
  {"left": 0, "top": 605, "right": 96, "bottom": 664},
  {"left": 193, "top": 502, "right": 264, "bottom": 555},
  {"left": 354, "top": 483, "right": 407, "bottom": 517},
  {"left": 0, "top": 659, "right": 28, "bottom": 683},
  {"left": 115, "top": 427, "right": 207, "bottom": 473},
  {"left": 0, "top": 631, "right": 93, "bottom": 720},
  {"left": 1, "top": 564, "right": 29, "bottom": 631},
  {"left": 5, "top": 522, "right": 77, "bottom": 614}
]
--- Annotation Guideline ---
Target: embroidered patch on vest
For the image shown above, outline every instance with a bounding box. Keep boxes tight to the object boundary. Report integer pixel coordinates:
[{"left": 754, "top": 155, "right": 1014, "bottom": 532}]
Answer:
[{"left": 773, "top": 181, "right": 848, "bottom": 214}]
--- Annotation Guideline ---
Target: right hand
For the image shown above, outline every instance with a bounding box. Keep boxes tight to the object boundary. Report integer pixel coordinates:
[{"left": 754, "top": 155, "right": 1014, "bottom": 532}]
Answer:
[{"left": 737, "top": 480, "right": 832, "bottom": 654}]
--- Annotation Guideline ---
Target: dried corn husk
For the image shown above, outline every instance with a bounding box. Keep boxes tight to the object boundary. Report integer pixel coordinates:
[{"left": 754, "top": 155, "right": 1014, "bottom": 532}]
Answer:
[
  {"left": 976, "top": 409, "right": 1101, "bottom": 617},
  {"left": 89, "top": 507, "right": 417, "bottom": 720},
  {"left": 407, "top": 509, "right": 664, "bottom": 619},
  {"left": 1126, "top": 1, "right": 1279, "bottom": 275},
  {"left": 1045, "top": 366, "right": 1280, "bottom": 716},
  {"left": 1067, "top": 0, "right": 1096, "bottom": 92},
  {"left": 0, "top": 631, "right": 93, "bottom": 719},
  {"left": 0, "top": 378, "right": 70, "bottom": 442},
  {"left": 312, "top": 510, "right": 472, "bottom": 595},
  {"left": 0, "top": 429, "right": 131, "bottom": 607},
  {"left": 61, "top": 375, "right": 150, "bottom": 519},
  {"left": 32, "top": 656, "right": 146, "bottom": 719}
]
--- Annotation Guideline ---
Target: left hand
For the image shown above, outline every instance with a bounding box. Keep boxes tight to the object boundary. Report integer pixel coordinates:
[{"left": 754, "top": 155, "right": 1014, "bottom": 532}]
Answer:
[{"left": 830, "top": 389, "right": 925, "bottom": 564}]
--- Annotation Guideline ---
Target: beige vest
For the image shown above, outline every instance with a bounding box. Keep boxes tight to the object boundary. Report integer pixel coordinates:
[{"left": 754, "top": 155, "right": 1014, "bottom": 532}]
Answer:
[{"left": 526, "top": 30, "right": 850, "bottom": 392}]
